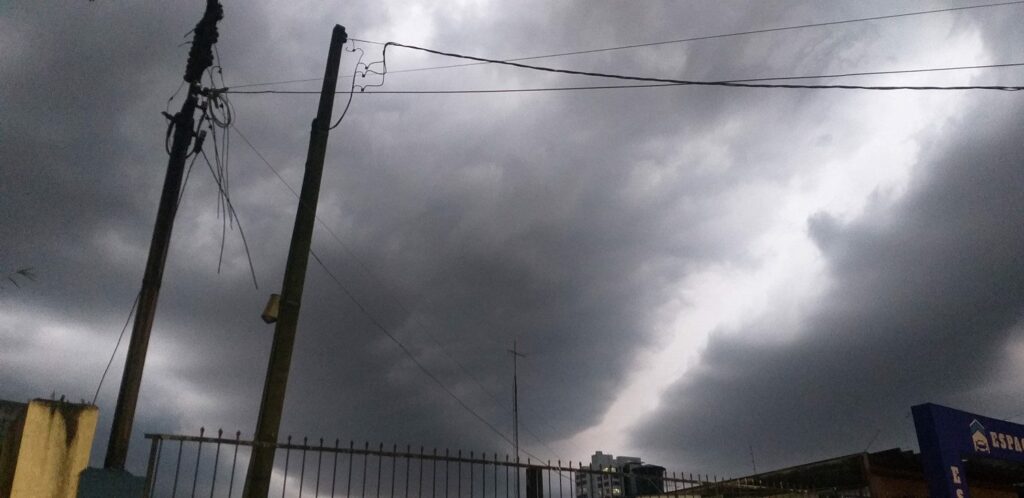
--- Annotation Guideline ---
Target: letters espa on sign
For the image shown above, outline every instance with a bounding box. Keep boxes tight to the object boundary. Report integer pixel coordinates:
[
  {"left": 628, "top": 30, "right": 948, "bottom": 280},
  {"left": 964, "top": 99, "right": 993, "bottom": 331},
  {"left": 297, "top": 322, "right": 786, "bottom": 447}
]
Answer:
[{"left": 989, "top": 431, "right": 1024, "bottom": 453}]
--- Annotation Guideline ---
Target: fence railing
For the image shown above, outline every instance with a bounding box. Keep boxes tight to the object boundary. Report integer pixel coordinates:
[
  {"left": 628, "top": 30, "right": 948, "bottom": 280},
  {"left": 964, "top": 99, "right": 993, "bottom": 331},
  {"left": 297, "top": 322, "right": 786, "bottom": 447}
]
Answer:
[{"left": 142, "top": 431, "right": 796, "bottom": 498}]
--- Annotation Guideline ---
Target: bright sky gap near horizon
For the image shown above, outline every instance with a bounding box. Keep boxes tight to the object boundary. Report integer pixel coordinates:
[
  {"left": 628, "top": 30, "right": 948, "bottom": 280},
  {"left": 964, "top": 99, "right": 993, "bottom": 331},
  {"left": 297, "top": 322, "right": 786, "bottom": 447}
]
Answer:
[{"left": 2, "top": 0, "right": 1024, "bottom": 479}]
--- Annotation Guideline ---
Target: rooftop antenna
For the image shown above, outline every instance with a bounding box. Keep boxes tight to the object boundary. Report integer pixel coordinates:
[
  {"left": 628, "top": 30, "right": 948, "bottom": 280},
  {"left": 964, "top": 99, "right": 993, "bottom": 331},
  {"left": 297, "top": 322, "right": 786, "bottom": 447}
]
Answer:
[
  {"left": 749, "top": 443, "right": 757, "bottom": 474},
  {"left": 508, "top": 339, "right": 527, "bottom": 498}
]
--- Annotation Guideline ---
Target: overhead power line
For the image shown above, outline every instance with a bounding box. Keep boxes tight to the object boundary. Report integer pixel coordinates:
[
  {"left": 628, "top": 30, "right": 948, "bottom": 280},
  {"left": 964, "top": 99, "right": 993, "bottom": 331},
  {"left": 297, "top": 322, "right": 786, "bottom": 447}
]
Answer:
[
  {"left": 309, "top": 250, "right": 561, "bottom": 465},
  {"left": 308, "top": 250, "right": 516, "bottom": 448},
  {"left": 229, "top": 77, "right": 324, "bottom": 90},
  {"left": 362, "top": 0, "right": 1024, "bottom": 75},
  {"left": 370, "top": 42, "right": 1024, "bottom": 91},
  {"left": 222, "top": 61, "right": 1024, "bottom": 95},
  {"left": 229, "top": 0, "right": 1024, "bottom": 89},
  {"left": 92, "top": 292, "right": 141, "bottom": 405}
]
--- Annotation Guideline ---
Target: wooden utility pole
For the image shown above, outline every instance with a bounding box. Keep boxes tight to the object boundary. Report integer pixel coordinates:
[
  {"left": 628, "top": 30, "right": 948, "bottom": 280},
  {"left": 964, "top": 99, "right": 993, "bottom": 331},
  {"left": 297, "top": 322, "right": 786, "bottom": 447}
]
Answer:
[
  {"left": 242, "top": 24, "right": 348, "bottom": 498},
  {"left": 509, "top": 340, "right": 527, "bottom": 498},
  {"left": 104, "top": 0, "right": 223, "bottom": 471}
]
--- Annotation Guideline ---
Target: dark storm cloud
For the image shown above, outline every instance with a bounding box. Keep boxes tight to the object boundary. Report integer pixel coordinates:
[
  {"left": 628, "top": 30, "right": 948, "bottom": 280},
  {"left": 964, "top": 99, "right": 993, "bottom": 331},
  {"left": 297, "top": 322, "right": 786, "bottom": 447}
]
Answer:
[
  {"left": 631, "top": 93, "right": 1024, "bottom": 475},
  {"left": 2, "top": 0, "right": 761, "bottom": 468},
  {"left": 5, "top": 0, "right": 1022, "bottom": 477},
  {"left": 232, "top": 0, "right": 855, "bottom": 455}
]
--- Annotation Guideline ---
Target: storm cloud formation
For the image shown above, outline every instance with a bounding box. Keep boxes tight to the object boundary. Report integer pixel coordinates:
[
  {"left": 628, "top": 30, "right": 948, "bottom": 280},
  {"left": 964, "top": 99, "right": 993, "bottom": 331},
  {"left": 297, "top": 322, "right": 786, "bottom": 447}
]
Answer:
[
  {"left": 2, "top": 0, "right": 1023, "bottom": 477},
  {"left": 634, "top": 93, "right": 1024, "bottom": 474}
]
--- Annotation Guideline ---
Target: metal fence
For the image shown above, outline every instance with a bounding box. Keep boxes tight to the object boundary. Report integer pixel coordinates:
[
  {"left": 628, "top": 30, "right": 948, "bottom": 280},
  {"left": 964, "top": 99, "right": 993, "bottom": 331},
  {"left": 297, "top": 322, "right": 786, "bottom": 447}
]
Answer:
[{"left": 142, "top": 430, "right": 794, "bottom": 498}]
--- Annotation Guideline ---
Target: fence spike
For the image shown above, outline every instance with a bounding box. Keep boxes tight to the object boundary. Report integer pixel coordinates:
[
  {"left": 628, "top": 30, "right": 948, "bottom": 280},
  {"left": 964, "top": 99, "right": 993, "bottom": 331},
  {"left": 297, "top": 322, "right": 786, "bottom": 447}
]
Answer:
[{"left": 199, "top": 426, "right": 205, "bottom": 436}]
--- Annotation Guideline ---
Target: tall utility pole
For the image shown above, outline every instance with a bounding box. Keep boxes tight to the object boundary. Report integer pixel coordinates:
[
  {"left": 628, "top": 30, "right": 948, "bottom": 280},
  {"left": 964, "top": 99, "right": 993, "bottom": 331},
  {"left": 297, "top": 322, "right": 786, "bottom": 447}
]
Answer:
[
  {"left": 104, "top": 0, "right": 223, "bottom": 471},
  {"left": 509, "top": 340, "right": 527, "bottom": 498},
  {"left": 242, "top": 24, "right": 348, "bottom": 498}
]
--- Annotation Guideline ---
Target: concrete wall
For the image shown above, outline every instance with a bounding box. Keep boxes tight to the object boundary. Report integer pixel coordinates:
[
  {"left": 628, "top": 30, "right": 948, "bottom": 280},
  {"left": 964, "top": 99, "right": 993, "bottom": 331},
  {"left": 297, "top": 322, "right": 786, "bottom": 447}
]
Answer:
[{"left": 0, "top": 399, "right": 99, "bottom": 498}]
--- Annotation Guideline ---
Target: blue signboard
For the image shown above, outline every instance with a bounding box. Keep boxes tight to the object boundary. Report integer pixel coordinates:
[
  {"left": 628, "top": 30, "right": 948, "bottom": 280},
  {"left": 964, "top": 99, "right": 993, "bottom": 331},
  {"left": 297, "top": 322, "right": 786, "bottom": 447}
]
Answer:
[{"left": 912, "top": 403, "right": 1024, "bottom": 498}]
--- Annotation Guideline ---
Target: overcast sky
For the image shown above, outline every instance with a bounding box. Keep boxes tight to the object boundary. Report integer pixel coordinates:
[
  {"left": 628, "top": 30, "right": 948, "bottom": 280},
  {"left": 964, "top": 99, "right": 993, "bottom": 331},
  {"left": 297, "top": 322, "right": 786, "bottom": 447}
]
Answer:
[{"left": 2, "top": 0, "right": 1024, "bottom": 479}]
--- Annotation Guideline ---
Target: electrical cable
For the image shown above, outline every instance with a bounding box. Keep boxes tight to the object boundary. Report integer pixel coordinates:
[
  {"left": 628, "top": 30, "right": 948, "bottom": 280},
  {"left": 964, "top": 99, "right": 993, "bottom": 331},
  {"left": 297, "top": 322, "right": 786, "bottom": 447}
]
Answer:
[
  {"left": 165, "top": 81, "right": 187, "bottom": 113},
  {"left": 229, "top": 77, "right": 324, "bottom": 90},
  {"left": 231, "top": 0, "right": 1024, "bottom": 87},
  {"left": 221, "top": 61, "right": 1024, "bottom": 95},
  {"left": 311, "top": 250, "right": 570, "bottom": 466},
  {"left": 92, "top": 291, "right": 141, "bottom": 405},
  {"left": 198, "top": 149, "right": 260, "bottom": 289},
  {"left": 309, "top": 249, "right": 518, "bottom": 449},
  {"left": 94, "top": 123, "right": 208, "bottom": 404},
  {"left": 350, "top": 38, "right": 385, "bottom": 45},
  {"left": 194, "top": 47, "right": 259, "bottom": 287},
  {"left": 209, "top": 123, "right": 231, "bottom": 272},
  {"left": 329, "top": 45, "right": 365, "bottom": 130},
  {"left": 368, "top": 0, "right": 1024, "bottom": 75},
  {"left": 376, "top": 42, "right": 1024, "bottom": 91},
  {"left": 175, "top": 145, "right": 202, "bottom": 208},
  {"left": 221, "top": 28, "right": 1024, "bottom": 460}
]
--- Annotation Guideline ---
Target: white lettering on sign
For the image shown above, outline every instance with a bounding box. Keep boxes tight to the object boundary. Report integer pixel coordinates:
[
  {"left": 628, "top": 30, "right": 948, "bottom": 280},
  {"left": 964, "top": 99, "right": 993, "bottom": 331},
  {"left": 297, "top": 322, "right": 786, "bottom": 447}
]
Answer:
[
  {"left": 951, "top": 465, "right": 966, "bottom": 497},
  {"left": 988, "top": 431, "right": 1024, "bottom": 453}
]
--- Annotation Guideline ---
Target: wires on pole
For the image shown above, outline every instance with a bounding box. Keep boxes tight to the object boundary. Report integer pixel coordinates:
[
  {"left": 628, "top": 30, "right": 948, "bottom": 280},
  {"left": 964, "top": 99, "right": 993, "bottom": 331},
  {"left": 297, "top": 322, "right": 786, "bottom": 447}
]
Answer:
[
  {"left": 220, "top": 61, "right": 1024, "bottom": 96},
  {"left": 224, "top": 0, "right": 1024, "bottom": 89},
  {"left": 329, "top": 44, "right": 367, "bottom": 129},
  {"left": 374, "top": 42, "right": 1024, "bottom": 92},
  {"left": 361, "top": 0, "right": 1024, "bottom": 75},
  {"left": 92, "top": 291, "right": 141, "bottom": 405}
]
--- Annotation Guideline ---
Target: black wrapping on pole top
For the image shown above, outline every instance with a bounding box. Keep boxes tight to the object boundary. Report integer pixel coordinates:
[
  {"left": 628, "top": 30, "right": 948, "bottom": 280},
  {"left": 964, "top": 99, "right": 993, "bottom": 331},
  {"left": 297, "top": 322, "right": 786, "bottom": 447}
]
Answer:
[
  {"left": 184, "top": 0, "right": 224, "bottom": 84},
  {"left": 334, "top": 24, "right": 348, "bottom": 45}
]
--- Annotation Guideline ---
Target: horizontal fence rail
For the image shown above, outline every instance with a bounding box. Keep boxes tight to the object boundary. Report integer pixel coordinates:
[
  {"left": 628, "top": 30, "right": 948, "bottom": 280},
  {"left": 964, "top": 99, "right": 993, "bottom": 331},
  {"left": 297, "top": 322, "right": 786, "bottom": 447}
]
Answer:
[{"left": 143, "top": 431, "right": 802, "bottom": 498}]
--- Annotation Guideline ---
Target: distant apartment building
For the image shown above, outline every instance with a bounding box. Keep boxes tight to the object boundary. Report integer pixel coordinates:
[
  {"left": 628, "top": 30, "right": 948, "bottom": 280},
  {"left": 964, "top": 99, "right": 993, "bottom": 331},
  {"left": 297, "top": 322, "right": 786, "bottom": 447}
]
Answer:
[{"left": 575, "top": 451, "right": 665, "bottom": 498}]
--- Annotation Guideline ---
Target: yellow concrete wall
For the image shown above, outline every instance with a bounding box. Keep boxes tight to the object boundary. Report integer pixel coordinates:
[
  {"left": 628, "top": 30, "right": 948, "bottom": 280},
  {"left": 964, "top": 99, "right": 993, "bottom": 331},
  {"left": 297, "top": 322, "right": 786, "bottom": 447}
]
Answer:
[{"left": 1, "top": 399, "right": 98, "bottom": 498}]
